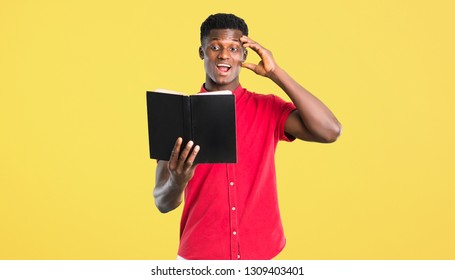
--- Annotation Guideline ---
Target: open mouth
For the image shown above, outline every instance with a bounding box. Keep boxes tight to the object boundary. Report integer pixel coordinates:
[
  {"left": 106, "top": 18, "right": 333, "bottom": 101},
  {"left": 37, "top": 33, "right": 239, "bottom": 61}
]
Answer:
[{"left": 217, "top": 63, "right": 231, "bottom": 73}]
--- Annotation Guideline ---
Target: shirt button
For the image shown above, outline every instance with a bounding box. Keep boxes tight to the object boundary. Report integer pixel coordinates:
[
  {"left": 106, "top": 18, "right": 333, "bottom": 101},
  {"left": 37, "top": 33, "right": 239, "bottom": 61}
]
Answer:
[
  {"left": 237, "top": 255, "right": 241, "bottom": 259},
  {"left": 230, "top": 182, "right": 234, "bottom": 186},
  {"left": 232, "top": 207, "right": 236, "bottom": 211},
  {"left": 233, "top": 231, "right": 237, "bottom": 235}
]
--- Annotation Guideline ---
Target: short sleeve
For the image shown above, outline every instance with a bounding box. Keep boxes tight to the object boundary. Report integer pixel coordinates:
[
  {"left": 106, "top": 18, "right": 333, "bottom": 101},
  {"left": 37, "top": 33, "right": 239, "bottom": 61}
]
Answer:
[{"left": 272, "top": 95, "right": 297, "bottom": 142}]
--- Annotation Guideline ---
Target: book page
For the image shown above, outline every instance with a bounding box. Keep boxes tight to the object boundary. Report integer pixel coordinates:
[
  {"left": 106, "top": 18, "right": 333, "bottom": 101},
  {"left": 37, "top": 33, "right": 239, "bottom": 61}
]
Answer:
[
  {"left": 152, "top": 89, "right": 232, "bottom": 96},
  {"left": 197, "top": 90, "right": 232, "bottom": 96},
  {"left": 153, "top": 89, "right": 185, "bottom": 95}
]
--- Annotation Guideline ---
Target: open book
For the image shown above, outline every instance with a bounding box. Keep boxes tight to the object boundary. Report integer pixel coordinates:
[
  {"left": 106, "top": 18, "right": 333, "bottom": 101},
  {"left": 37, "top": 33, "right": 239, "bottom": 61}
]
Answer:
[{"left": 146, "top": 89, "right": 237, "bottom": 163}]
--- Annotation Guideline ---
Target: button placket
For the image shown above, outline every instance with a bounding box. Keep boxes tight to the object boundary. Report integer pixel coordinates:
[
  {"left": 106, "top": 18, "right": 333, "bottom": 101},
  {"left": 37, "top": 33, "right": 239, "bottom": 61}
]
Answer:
[{"left": 227, "top": 164, "right": 239, "bottom": 260}]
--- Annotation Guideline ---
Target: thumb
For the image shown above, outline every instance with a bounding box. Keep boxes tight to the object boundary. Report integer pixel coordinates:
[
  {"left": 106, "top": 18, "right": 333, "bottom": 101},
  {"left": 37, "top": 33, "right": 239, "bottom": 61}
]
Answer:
[{"left": 241, "top": 62, "right": 257, "bottom": 72}]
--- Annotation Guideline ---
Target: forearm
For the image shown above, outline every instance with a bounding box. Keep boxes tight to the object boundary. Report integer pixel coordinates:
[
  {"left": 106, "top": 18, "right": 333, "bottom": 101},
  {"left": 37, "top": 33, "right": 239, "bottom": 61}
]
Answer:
[
  {"left": 153, "top": 139, "right": 199, "bottom": 213},
  {"left": 154, "top": 159, "right": 188, "bottom": 213},
  {"left": 269, "top": 66, "right": 342, "bottom": 142},
  {"left": 153, "top": 178, "right": 185, "bottom": 213}
]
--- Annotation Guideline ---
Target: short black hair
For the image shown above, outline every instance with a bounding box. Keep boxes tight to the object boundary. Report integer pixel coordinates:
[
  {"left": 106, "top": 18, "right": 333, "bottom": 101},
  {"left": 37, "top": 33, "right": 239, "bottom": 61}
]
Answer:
[{"left": 200, "top": 13, "right": 248, "bottom": 43}]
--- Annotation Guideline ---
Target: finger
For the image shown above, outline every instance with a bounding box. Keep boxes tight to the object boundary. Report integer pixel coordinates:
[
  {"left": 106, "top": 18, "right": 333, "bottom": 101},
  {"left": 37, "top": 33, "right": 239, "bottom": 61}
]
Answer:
[
  {"left": 242, "top": 40, "right": 263, "bottom": 53},
  {"left": 241, "top": 36, "right": 258, "bottom": 49},
  {"left": 240, "top": 35, "right": 255, "bottom": 44},
  {"left": 242, "top": 42, "right": 258, "bottom": 52},
  {"left": 177, "top": 140, "right": 194, "bottom": 170},
  {"left": 241, "top": 62, "right": 257, "bottom": 72},
  {"left": 169, "top": 137, "right": 183, "bottom": 170},
  {"left": 243, "top": 41, "right": 270, "bottom": 61},
  {"left": 184, "top": 145, "right": 200, "bottom": 171}
]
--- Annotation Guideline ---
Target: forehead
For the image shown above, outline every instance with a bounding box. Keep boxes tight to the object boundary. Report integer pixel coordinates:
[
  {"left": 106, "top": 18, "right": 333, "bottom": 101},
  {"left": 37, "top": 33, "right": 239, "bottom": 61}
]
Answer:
[{"left": 203, "top": 29, "right": 244, "bottom": 44}]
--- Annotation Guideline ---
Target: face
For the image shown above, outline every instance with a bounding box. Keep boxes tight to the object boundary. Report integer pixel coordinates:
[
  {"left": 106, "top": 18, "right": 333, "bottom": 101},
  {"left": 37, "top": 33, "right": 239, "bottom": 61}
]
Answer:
[{"left": 200, "top": 29, "right": 246, "bottom": 91}]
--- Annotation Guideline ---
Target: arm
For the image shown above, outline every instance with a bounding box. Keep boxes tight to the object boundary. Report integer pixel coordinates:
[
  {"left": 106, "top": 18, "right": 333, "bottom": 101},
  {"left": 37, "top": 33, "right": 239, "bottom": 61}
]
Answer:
[
  {"left": 241, "top": 36, "right": 342, "bottom": 143},
  {"left": 153, "top": 137, "right": 200, "bottom": 213}
]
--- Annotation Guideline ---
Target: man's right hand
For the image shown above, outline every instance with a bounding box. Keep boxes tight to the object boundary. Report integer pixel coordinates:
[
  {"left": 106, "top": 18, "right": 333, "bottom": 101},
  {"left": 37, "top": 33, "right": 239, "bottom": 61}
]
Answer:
[
  {"left": 153, "top": 138, "right": 200, "bottom": 213},
  {"left": 168, "top": 137, "right": 200, "bottom": 188}
]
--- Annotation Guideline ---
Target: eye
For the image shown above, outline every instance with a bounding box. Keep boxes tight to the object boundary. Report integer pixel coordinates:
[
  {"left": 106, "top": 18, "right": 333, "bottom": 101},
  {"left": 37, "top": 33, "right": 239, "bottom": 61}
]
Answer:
[
  {"left": 229, "top": 47, "right": 238, "bottom": 52},
  {"left": 210, "top": 45, "right": 220, "bottom": 51}
]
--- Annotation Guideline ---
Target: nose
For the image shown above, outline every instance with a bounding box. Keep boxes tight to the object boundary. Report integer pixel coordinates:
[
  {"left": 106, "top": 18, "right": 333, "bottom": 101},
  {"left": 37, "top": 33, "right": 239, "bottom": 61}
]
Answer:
[{"left": 217, "top": 48, "right": 230, "bottom": 60}]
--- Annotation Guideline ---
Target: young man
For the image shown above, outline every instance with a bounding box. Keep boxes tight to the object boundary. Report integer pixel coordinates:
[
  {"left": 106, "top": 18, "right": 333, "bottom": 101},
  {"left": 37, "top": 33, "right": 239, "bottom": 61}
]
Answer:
[{"left": 153, "top": 13, "right": 341, "bottom": 260}]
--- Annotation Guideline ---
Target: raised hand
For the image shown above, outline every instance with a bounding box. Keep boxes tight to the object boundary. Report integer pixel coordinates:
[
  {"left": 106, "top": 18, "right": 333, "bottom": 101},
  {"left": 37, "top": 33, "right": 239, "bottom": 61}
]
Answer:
[
  {"left": 240, "top": 35, "right": 278, "bottom": 78},
  {"left": 241, "top": 35, "right": 342, "bottom": 143}
]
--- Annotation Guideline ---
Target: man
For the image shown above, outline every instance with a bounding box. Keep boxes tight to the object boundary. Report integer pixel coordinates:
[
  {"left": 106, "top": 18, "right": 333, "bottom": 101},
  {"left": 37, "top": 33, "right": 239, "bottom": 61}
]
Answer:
[{"left": 153, "top": 13, "right": 341, "bottom": 260}]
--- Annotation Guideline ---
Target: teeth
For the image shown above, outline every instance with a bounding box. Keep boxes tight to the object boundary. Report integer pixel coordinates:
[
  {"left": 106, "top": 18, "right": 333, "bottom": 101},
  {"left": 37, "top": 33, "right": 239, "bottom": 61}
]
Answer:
[{"left": 217, "top": 64, "right": 231, "bottom": 68}]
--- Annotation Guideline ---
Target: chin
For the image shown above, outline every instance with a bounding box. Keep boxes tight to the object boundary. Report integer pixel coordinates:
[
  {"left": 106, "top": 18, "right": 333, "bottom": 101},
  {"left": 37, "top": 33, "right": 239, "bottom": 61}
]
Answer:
[{"left": 211, "top": 77, "right": 233, "bottom": 85}]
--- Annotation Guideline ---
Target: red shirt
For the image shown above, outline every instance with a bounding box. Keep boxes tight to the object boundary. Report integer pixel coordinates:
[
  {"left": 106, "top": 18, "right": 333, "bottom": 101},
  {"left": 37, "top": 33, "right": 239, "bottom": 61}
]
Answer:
[{"left": 178, "top": 84, "right": 296, "bottom": 260}]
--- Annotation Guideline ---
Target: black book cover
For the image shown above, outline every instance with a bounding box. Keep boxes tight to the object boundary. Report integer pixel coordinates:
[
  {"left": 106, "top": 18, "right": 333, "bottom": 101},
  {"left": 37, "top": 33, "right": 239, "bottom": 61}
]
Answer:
[{"left": 146, "top": 90, "right": 237, "bottom": 163}]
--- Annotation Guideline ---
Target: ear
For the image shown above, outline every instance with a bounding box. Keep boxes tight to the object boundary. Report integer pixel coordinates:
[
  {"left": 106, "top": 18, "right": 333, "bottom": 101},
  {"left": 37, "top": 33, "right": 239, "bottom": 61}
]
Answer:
[
  {"left": 242, "top": 49, "right": 248, "bottom": 62},
  {"left": 199, "top": 47, "right": 204, "bottom": 60}
]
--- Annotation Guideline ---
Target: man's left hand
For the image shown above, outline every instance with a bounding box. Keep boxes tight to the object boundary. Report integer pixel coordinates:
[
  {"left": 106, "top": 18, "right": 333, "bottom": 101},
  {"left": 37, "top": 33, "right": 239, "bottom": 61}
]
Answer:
[{"left": 240, "top": 36, "right": 278, "bottom": 78}]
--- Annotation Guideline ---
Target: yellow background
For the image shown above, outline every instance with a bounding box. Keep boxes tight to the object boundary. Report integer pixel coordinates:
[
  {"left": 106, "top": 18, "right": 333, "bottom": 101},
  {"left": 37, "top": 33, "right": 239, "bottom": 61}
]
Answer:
[{"left": 1, "top": 0, "right": 454, "bottom": 259}]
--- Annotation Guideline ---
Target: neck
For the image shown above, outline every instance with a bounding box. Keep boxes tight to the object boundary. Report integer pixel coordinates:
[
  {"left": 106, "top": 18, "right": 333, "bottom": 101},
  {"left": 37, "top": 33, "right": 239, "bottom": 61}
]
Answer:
[{"left": 204, "top": 78, "right": 240, "bottom": 92}]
